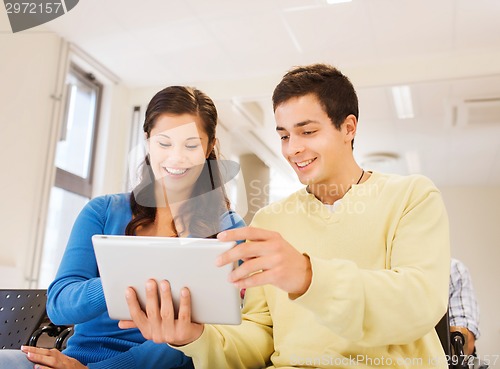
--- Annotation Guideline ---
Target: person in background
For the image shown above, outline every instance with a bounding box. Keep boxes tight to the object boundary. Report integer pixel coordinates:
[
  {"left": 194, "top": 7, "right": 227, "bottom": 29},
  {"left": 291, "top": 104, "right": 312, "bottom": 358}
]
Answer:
[
  {"left": 2, "top": 85, "right": 244, "bottom": 369},
  {"left": 122, "top": 64, "right": 451, "bottom": 369},
  {"left": 449, "top": 257, "right": 480, "bottom": 356}
]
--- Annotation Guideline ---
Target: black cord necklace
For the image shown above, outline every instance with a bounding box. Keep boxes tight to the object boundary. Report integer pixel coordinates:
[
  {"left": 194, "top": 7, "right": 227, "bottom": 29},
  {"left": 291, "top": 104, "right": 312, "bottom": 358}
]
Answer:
[
  {"left": 346, "top": 169, "right": 364, "bottom": 194},
  {"left": 355, "top": 169, "right": 364, "bottom": 185},
  {"left": 307, "top": 169, "right": 366, "bottom": 201}
]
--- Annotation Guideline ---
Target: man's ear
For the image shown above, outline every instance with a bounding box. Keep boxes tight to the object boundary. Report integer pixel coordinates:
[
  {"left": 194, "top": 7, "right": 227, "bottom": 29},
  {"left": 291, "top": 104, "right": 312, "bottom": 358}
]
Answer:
[{"left": 342, "top": 115, "right": 357, "bottom": 144}]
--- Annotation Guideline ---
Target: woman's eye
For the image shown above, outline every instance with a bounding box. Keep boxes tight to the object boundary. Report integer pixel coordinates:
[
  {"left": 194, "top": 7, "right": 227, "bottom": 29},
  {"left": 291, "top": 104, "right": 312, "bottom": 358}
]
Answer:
[
  {"left": 186, "top": 144, "right": 200, "bottom": 149},
  {"left": 158, "top": 142, "right": 171, "bottom": 147}
]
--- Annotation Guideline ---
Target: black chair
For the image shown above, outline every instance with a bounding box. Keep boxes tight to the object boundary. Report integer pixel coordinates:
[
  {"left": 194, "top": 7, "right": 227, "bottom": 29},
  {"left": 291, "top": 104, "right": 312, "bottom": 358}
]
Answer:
[
  {"left": 435, "top": 311, "right": 451, "bottom": 357},
  {"left": 0, "top": 289, "right": 73, "bottom": 350},
  {"left": 435, "top": 311, "right": 487, "bottom": 369},
  {"left": 29, "top": 320, "right": 73, "bottom": 350},
  {"left": 435, "top": 310, "right": 469, "bottom": 369},
  {"left": 0, "top": 289, "right": 47, "bottom": 349}
]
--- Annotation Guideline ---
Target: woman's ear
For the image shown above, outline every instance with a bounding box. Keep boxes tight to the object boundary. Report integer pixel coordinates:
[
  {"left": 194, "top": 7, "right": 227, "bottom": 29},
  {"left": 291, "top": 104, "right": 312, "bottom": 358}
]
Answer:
[
  {"left": 144, "top": 132, "right": 150, "bottom": 152},
  {"left": 207, "top": 138, "right": 217, "bottom": 158}
]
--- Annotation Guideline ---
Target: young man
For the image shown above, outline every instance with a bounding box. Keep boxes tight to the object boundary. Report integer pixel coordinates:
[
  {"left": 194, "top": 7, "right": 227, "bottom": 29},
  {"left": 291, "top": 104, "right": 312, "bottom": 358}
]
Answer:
[{"left": 122, "top": 64, "right": 451, "bottom": 368}]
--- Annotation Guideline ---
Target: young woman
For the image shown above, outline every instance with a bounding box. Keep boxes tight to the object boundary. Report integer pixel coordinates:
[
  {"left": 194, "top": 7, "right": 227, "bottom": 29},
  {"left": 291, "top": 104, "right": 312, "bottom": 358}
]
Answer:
[{"left": 6, "top": 86, "right": 244, "bottom": 369}]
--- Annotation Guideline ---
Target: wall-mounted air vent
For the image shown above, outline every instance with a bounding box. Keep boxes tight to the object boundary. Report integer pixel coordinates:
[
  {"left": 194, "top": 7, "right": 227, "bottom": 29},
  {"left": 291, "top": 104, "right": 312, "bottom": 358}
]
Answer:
[{"left": 451, "top": 97, "right": 500, "bottom": 127}]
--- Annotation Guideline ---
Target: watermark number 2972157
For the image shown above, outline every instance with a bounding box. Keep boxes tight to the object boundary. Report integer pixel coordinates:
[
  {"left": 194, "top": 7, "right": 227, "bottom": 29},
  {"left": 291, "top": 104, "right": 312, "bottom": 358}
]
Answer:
[{"left": 3, "top": 0, "right": 79, "bottom": 33}]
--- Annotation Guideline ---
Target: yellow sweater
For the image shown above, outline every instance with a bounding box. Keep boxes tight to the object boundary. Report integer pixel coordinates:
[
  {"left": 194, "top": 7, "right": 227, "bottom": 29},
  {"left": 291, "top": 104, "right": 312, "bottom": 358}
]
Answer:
[{"left": 178, "top": 172, "right": 450, "bottom": 368}]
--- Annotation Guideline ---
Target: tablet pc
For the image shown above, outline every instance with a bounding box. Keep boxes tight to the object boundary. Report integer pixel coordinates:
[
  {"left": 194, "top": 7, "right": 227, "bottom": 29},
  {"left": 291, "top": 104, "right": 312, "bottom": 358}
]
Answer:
[{"left": 92, "top": 235, "right": 242, "bottom": 325}]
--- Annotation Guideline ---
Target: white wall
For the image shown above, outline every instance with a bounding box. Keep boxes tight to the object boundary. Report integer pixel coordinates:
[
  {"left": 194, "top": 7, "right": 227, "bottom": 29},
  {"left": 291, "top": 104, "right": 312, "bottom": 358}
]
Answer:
[
  {"left": 440, "top": 186, "right": 500, "bottom": 360},
  {"left": 0, "top": 26, "right": 62, "bottom": 285}
]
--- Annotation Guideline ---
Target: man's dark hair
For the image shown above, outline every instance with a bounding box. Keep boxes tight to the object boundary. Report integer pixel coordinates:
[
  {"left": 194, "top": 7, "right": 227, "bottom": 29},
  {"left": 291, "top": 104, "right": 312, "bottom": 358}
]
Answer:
[{"left": 272, "top": 64, "right": 359, "bottom": 132}]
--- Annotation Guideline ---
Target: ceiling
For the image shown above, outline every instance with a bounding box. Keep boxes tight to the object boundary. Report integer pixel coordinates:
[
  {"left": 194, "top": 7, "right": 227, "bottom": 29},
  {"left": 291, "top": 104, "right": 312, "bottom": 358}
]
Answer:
[{"left": 33, "top": 0, "right": 500, "bottom": 187}]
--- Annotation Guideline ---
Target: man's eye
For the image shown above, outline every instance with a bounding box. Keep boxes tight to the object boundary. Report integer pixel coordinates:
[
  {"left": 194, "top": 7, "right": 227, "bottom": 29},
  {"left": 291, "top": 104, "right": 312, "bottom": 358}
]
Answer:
[
  {"left": 280, "top": 135, "right": 289, "bottom": 141},
  {"left": 303, "top": 130, "right": 316, "bottom": 135}
]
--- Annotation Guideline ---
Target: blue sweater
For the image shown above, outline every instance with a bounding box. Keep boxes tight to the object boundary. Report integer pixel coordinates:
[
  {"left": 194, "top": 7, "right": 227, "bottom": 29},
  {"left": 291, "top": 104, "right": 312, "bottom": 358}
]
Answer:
[{"left": 46, "top": 193, "right": 245, "bottom": 369}]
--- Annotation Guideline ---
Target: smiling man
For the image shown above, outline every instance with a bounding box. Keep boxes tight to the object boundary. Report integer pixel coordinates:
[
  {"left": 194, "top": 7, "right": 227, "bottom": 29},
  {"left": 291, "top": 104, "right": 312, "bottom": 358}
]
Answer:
[{"left": 124, "top": 64, "right": 451, "bottom": 369}]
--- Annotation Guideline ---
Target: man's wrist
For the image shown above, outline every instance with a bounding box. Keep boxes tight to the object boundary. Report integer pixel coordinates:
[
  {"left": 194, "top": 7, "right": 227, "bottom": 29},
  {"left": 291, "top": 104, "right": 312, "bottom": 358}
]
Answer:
[{"left": 289, "top": 254, "right": 312, "bottom": 300}]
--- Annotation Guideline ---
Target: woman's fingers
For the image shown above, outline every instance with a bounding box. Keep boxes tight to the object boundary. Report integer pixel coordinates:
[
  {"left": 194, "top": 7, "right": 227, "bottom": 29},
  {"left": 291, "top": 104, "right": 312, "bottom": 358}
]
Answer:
[
  {"left": 157, "top": 280, "right": 176, "bottom": 342},
  {"left": 177, "top": 288, "right": 192, "bottom": 323},
  {"left": 145, "top": 279, "right": 161, "bottom": 322},
  {"left": 21, "top": 346, "right": 87, "bottom": 369},
  {"left": 124, "top": 286, "right": 152, "bottom": 339},
  {"left": 124, "top": 279, "right": 204, "bottom": 346},
  {"left": 159, "top": 280, "right": 175, "bottom": 321},
  {"left": 117, "top": 319, "right": 137, "bottom": 329},
  {"left": 22, "top": 346, "right": 56, "bottom": 365},
  {"left": 174, "top": 287, "right": 204, "bottom": 345}
]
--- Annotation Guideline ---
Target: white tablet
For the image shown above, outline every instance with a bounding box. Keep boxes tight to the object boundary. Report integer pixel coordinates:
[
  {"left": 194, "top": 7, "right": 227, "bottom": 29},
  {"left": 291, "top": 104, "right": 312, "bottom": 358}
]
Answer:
[{"left": 92, "top": 235, "right": 242, "bottom": 325}]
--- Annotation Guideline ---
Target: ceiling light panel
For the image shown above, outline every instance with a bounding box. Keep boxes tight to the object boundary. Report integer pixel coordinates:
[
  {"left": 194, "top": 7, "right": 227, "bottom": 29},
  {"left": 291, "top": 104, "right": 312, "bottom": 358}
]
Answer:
[
  {"left": 391, "top": 85, "right": 415, "bottom": 119},
  {"left": 326, "top": 0, "right": 352, "bottom": 4}
]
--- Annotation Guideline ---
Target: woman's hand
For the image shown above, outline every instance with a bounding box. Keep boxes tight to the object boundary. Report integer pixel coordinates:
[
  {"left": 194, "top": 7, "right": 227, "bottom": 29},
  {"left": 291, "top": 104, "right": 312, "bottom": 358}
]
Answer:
[
  {"left": 21, "top": 346, "right": 87, "bottom": 369},
  {"left": 118, "top": 279, "right": 204, "bottom": 346}
]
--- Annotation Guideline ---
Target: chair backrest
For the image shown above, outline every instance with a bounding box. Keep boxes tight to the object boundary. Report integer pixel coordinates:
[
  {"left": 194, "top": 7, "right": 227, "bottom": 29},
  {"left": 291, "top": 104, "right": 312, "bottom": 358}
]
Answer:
[
  {"left": 435, "top": 311, "right": 477, "bottom": 369},
  {"left": 0, "top": 289, "right": 47, "bottom": 349},
  {"left": 435, "top": 310, "right": 451, "bottom": 361}
]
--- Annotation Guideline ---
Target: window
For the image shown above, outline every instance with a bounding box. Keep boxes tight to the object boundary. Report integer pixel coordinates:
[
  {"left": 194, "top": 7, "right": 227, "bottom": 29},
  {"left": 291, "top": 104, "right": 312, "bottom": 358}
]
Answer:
[
  {"left": 38, "top": 64, "right": 102, "bottom": 288},
  {"left": 126, "top": 106, "right": 145, "bottom": 191}
]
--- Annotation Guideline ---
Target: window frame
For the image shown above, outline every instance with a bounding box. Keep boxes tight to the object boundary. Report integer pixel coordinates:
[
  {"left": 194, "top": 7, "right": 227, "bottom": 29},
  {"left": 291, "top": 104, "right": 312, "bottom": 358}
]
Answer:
[{"left": 54, "top": 63, "right": 102, "bottom": 198}]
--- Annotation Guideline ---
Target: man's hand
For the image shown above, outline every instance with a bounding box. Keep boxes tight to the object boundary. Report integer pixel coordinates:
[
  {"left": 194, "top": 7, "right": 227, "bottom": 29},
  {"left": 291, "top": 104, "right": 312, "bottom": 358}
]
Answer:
[
  {"left": 21, "top": 346, "right": 87, "bottom": 369},
  {"left": 118, "top": 279, "right": 204, "bottom": 346},
  {"left": 450, "top": 326, "right": 476, "bottom": 356},
  {"left": 217, "top": 226, "right": 312, "bottom": 297}
]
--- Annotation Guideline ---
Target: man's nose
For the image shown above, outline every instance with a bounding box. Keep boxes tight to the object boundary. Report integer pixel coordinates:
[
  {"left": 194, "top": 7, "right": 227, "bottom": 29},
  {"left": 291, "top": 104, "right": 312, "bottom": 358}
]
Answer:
[{"left": 286, "top": 135, "right": 304, "bottom": 156}]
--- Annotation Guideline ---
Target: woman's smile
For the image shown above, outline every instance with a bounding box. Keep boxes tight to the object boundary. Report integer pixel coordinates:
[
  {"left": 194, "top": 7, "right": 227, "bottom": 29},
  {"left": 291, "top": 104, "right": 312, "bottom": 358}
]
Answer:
[{"left": 163, "top": 166, "right": 189, "bottom": 176}]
